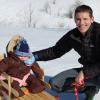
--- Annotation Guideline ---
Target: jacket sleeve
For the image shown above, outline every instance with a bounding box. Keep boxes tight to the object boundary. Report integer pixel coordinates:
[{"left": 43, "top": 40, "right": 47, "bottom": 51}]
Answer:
[
  {"left": 0, "top": 58, "right": 9, "bottom": 75},
  {"left": 31, "top": 62, "right": 44, "bottom": 79},
  {"left": 33, "top": 32, "right": 72, "bottom": 61}
]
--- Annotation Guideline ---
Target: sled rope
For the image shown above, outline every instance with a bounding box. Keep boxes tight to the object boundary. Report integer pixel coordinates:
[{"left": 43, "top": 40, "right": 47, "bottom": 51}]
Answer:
[{"left": 71, "top": 80, "right": 85, "bottom": 100}]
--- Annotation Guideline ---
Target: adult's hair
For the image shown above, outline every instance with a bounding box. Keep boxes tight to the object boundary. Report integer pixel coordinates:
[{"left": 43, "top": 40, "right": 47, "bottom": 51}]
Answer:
[{"left": 75, "top": 5, "right": 93, "bottom": 17}]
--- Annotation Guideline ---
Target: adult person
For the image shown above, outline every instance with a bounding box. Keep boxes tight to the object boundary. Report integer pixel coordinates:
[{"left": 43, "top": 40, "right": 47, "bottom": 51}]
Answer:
[{"left": 32, "top": 5, "right": 100, "bottom": 100}]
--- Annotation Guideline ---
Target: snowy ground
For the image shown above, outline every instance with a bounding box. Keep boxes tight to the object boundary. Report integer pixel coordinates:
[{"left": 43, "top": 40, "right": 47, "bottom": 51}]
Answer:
[
  {"left": 0, "top": 0, "right": 100, "bottom": 99},
  {"left": 0, "top": 27, "right": 99, "bottom": 100}
]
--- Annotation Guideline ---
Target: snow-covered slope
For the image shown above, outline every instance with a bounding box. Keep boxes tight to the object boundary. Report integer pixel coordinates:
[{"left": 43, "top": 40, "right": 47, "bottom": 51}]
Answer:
[
  {"left": 0, "top": 0, "right": 100, "bottom": 99},
  {"left": 0, "top": 0, "right": 100, "bottom": 29},
  {"left": 0, "top": 27, "right": 99, "bottom": 100}
]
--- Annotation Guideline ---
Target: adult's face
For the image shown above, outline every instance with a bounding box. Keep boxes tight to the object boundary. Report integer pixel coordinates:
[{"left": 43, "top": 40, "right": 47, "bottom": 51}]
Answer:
[{"left": 75, "top": 12, "right": 94, "bottom": 36}]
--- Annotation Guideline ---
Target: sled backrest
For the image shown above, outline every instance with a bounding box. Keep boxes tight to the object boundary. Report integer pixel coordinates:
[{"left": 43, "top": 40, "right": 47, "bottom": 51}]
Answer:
[
  {"left": 0, "top": 72, "right": 19, "bottom": 100},
  {"left": 0, "top": 73, "right": 56, "bottom": 100}
]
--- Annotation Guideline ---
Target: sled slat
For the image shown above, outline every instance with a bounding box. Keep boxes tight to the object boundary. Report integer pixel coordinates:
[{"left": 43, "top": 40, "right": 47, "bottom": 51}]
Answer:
[
  {"left": 13, "top": 91, "right": 56, "bottom": 100},
  {"left": 0, "top": 80, "right": 19, "bottom": 97},
  {"left": 0, "top": 73, "right": 55, "bottom": 100},
  {"left": 38, "top": 91, "right": 56, "bottom": 100}
]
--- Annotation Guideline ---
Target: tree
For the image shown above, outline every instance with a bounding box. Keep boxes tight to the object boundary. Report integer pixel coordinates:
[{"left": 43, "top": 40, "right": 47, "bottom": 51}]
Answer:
[
  {"left": 69, "top": 0, "right": 84, "bottom": 18},
  {"left": 22, "top": 1, "right": 36, "bottom": 28}
]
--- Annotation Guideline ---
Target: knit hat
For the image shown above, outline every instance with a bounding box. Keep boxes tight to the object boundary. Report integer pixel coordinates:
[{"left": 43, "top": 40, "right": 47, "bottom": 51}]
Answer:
[{"left": 15, "top": 39, "right": 31, "bottom": 57}]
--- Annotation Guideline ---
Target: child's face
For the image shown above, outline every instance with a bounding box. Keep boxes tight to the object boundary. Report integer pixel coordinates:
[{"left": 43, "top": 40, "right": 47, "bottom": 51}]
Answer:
[{"left": 18, "top": 56, "right": 29, "bottom": 61}]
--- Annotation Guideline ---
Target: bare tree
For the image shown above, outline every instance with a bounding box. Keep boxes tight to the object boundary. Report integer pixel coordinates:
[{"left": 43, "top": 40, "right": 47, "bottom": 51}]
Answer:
[
  {"left": 52, "top": 0, "right": 56, "bottom": 5},
  {"left": 23, "top": 1, "right": 35, "bottom": 28},
  {"left": 69, "top": 0, "right": 84, "bottom": 18},
  {"left": 43, "top": 2, "right": 51, "bottom": 14},
  {"left": 27, "top": 2, "right": 34, "bottom": 27},
  {"left": 42, "top": 0, "right": 56, "bottom": 15}
]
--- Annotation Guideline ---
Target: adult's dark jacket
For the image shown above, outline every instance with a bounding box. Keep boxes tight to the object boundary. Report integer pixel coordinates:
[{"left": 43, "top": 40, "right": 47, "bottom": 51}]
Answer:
[{"left": 33, "top": 22, "right": 100, "bottom": 79}]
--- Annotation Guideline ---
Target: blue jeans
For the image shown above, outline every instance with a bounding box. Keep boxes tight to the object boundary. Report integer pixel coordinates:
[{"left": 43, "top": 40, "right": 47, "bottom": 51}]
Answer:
[
  {"left": 49, "top": 68, "right": 100, "bottom": 92},
  {"left": 49, "top": 68, "right": 80, "bottom": 92}
]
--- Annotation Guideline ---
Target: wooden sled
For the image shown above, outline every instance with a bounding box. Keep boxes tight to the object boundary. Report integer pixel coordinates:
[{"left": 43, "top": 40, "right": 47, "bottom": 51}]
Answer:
[{"left": 0, "top": 73, "right": 56, "bottom": 100}]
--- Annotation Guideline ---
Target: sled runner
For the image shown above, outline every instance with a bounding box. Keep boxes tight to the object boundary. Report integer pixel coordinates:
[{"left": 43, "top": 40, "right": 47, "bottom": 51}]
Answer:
[{"left": 0, "top": 72, "right": 56, "bottom": 100}]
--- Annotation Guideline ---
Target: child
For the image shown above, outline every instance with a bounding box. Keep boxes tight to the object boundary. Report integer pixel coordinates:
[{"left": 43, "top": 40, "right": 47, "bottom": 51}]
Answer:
[{"left": 0, "top": 36, "right": 45, "bottom": 97}]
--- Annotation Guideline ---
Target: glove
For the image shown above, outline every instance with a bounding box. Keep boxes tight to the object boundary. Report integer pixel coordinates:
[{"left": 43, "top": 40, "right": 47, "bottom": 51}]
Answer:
[{"left": 24, "top": 55, "right": 35, "bottom": 66}]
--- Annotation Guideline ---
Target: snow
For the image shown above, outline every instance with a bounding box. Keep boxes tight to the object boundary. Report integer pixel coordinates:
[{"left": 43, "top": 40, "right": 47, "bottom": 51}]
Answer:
[
  {"left": 0, "top": 0, "right": 100, "bottom": 99},
  {"left": 0, "top": 27, "right": 99, "bottom": 100}
]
